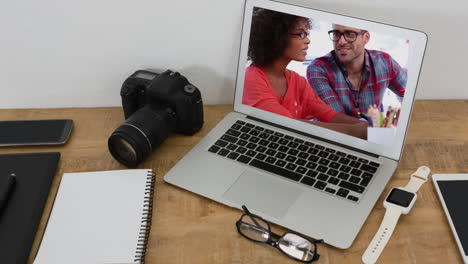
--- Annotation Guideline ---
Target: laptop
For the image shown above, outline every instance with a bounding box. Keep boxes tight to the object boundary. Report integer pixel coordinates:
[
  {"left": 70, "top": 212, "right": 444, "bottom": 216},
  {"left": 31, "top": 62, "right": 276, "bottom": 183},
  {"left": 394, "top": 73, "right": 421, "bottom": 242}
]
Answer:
[{"left": 164, "top": 0, "right": 427, "bottom": 248}]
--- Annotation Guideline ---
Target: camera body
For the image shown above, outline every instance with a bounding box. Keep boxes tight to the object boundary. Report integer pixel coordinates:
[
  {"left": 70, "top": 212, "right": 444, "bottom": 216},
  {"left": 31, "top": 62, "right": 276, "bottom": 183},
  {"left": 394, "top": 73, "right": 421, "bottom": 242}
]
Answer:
[
  {"left": 108, "top": 69, "right": 203, "bottom": 167},
  {"left": 121, "top": 70, "right": 203, "bottom": 135}
]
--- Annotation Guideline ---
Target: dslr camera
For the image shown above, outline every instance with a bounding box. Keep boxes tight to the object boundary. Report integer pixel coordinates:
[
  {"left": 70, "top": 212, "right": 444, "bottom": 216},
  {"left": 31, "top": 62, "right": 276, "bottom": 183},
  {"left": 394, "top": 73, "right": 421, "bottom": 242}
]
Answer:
[{"left": 108, "top": 69, "right": 203, "bottom": 167}]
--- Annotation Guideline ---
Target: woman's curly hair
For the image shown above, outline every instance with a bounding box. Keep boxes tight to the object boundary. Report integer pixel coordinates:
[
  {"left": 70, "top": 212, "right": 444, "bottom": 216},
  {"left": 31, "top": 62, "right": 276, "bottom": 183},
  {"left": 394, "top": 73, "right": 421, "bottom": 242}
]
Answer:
[{"left": 248, "top": 8, "right": 311, "bottom": 67}]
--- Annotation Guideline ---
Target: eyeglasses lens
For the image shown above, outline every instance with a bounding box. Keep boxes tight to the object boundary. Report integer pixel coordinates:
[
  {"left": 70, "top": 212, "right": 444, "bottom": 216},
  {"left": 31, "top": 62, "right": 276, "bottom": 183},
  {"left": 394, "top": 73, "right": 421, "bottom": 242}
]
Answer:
[
  {"left": 331, "top": 32, "right": 339, "bottom": 41},
  {"left": 238, "top": 214, "right": 270, "bottom": 242},
  {"left": 344, "top": 31, "right": 357, "bottom": 41},
  {"left": 278, "top": 233, "right": 315, "bottom": 262}
]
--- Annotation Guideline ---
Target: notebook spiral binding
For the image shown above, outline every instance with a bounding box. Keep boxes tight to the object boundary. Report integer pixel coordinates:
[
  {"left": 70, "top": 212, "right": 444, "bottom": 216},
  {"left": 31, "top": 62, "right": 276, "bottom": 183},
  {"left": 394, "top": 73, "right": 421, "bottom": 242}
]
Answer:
[{"left": 134, "top": 170, "right": 155, "bottom": 263}]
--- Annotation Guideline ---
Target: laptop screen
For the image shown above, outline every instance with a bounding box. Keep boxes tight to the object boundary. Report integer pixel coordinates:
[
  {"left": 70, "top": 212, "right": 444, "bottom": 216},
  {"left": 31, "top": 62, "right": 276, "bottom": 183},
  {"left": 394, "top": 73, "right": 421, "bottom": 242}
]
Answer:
[{"left": 234, "top": 0, "right": 427, "bottom": 161}]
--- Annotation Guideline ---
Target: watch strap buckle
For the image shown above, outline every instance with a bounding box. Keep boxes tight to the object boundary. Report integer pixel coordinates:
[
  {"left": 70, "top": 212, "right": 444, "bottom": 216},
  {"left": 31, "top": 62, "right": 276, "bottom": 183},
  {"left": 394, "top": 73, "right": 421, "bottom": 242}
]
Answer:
[{"left": 405, "top": 166, "right": 431, "bottom": 193}]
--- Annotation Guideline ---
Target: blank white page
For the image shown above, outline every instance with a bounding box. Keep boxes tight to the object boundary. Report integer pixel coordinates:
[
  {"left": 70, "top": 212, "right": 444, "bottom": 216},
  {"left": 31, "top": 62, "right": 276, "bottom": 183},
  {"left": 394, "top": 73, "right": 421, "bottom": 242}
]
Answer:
[{"left": 34, "top": 169, "right": 152, "bottom": 264}]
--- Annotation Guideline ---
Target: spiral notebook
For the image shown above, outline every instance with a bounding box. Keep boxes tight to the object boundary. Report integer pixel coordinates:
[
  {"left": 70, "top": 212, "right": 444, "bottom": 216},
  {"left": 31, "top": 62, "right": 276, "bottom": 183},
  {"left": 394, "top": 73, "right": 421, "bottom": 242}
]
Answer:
[{"left": 33, "top": 169, "right": 155, "bottom": 264}]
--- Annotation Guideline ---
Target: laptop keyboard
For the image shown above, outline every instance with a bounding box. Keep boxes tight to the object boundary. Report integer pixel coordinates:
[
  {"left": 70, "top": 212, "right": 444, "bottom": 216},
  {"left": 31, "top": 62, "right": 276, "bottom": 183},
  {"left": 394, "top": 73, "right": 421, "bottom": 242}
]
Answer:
[{"left": 207, "top": 120, "right": 381, "bottom": 203}]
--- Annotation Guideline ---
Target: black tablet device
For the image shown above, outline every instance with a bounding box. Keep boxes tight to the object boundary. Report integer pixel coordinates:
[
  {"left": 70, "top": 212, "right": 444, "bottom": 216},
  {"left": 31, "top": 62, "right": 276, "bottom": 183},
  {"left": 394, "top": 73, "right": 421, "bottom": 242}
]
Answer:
[
  {"left": 0, "top": 119, "right": 73, "bottom": 147},
  {"left": 433, "top": 174, "right": 468, "bottom": 263}
]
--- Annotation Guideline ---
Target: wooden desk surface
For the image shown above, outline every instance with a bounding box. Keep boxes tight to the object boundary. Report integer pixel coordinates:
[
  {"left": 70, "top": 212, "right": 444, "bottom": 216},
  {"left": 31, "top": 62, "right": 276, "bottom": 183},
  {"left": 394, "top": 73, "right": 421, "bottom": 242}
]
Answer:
[{"left": 1, "top": 100, "right": 467, "bottom": 264}]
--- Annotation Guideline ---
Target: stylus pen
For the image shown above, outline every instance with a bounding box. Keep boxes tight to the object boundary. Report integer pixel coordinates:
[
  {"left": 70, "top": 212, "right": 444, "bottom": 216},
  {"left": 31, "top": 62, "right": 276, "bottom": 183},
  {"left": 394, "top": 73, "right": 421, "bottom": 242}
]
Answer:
[{"left": 0, "top": 173, "right": 16, "bottom": 214}]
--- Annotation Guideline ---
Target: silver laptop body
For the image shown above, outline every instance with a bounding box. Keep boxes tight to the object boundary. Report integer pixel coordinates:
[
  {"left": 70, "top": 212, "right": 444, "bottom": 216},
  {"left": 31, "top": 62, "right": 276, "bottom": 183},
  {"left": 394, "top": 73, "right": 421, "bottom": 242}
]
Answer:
[{"left": 164, "top": 0, "right": 427, "bottom": 249}]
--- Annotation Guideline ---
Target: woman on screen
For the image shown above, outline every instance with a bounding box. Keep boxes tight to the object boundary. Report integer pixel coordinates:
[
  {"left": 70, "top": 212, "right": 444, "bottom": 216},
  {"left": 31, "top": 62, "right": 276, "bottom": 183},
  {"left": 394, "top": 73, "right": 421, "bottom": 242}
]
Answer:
[{"left": 242, "top": 8, "right": 368, "bottom": 139}]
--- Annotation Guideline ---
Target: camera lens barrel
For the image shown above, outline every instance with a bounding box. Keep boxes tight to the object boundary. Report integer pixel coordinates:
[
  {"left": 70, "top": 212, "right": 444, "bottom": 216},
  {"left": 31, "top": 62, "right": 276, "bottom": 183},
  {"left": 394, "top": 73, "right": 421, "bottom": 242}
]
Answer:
[{"left": 108, "top": 105, "right": 176, "bottom": 167}]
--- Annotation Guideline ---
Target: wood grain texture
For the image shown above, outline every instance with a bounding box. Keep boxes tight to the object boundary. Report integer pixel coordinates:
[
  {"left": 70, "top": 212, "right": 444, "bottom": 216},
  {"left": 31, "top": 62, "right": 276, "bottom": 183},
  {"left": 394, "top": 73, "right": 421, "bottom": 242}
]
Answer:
[{"left": 0, "top": 101, "right": 466, "bottom": 264}]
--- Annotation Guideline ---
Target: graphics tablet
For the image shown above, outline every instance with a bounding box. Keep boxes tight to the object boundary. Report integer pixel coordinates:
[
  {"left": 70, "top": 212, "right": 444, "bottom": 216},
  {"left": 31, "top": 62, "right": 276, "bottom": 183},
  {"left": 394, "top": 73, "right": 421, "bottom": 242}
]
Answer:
[{"left": 433, "top": 174, "right": 468, "bottom": 263}]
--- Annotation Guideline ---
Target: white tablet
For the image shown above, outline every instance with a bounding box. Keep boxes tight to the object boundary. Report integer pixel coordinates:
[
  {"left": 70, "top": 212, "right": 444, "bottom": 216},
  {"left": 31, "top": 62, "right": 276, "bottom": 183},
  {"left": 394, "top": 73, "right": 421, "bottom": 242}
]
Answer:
[{"left": 432, "top": 174, "right": 468, "bottom": 263}]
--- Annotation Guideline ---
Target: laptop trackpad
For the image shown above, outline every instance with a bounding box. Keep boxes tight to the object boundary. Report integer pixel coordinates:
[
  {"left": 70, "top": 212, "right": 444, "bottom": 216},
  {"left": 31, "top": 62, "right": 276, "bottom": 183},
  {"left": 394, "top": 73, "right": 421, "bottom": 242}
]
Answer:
[{"left": 222, "top": 170, "right": 303, "bottom": 219}]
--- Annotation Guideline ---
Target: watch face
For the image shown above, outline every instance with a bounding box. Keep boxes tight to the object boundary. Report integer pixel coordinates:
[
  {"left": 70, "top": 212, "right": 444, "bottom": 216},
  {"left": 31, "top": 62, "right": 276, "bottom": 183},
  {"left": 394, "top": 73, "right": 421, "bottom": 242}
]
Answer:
[{"left": 386, "top": 188, "right": 415, "bottom": 207}]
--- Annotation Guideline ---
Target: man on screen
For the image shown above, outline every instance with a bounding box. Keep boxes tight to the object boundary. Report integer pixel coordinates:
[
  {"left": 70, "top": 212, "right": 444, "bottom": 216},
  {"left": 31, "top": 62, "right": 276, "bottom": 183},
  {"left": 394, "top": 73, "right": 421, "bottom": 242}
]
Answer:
[{"left": 306, "top": 24, "right": 407, "bottom": 118}]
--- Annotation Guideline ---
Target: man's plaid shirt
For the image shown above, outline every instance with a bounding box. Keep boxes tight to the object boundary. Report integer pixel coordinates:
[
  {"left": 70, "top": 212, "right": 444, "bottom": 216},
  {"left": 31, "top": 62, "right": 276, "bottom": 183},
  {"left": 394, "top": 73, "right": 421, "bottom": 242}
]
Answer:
[{"left": 307, "top": 49, "right": 407, "bottom": 117}]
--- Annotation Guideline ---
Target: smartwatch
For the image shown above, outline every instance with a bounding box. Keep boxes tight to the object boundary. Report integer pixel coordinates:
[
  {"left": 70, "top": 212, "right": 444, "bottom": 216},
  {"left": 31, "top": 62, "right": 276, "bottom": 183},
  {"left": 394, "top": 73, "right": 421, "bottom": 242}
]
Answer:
[{"left": 362, "top": 166, "right": 431, "bottom": 264}]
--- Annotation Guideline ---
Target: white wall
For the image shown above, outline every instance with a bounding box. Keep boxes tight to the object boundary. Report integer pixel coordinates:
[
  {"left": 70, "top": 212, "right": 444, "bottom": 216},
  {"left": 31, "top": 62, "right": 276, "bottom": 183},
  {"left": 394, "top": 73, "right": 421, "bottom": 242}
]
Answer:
[{"left": 0, "top": 0, "right": 467, "bottom": 109}]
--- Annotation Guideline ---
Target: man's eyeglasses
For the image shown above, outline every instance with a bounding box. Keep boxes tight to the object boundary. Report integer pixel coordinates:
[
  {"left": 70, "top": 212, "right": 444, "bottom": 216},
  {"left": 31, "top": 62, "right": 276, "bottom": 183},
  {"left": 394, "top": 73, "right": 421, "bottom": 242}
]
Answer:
[
  {"left": 290, "top": 30, "right": 310, "bottom": 39},
  {"left": 236, "top": 205, "right": 323, "bottom": 263},
  {"left": 328, "top": 30, "right": 366, "bottom": 42}
]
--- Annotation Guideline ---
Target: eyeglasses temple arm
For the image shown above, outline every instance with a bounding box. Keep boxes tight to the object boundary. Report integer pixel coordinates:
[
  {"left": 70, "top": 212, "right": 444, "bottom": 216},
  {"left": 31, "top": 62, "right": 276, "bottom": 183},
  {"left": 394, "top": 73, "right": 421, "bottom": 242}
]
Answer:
[
  {"left": 241, "top": 205, "right": 265, "bottom": 228},
  {"left": 241, "top": 205, "right": 251, "bottom": 214},
  {"left": 312, "top": 239, "right": 324, "bottom": 261}
]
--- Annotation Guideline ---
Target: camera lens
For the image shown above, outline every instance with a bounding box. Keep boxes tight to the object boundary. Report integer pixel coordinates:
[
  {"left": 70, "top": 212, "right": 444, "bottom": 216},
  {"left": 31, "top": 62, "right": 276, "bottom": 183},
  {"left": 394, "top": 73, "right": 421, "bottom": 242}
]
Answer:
[
  {"left": 108, "top": 105, "right": 176, "bottom": 167},
  {"left": 109, "top": 138, "right": 138, "bottom": 163}
]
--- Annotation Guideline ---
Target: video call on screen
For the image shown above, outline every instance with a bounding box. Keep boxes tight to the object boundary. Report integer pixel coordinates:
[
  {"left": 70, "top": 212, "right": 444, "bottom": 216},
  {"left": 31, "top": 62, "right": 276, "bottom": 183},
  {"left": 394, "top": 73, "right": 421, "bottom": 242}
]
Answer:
[{"left": 242, "top": 8, "right": 415, "bottom": 145}]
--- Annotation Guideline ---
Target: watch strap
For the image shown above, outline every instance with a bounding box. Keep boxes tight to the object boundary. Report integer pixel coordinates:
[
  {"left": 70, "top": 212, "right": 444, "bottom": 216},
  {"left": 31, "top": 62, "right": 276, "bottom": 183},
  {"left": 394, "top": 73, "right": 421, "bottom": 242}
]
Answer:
[
  {"left": 362, "top": 206, "right": 401, "bottom": 264},
  {"left": 403, "top": 166, "right": 430, "bottom": 193},
  {"left": 362, "top": 166, "right": 431, "bottom": 263}
]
